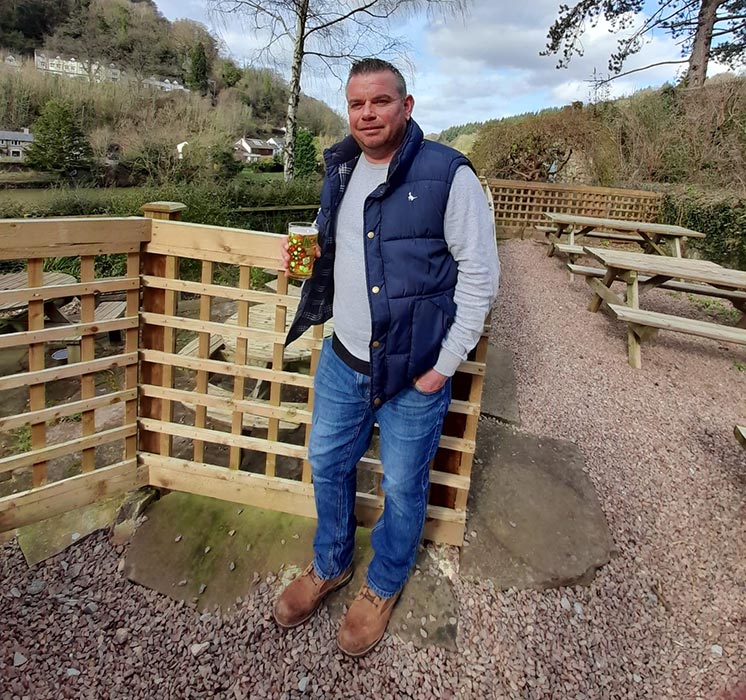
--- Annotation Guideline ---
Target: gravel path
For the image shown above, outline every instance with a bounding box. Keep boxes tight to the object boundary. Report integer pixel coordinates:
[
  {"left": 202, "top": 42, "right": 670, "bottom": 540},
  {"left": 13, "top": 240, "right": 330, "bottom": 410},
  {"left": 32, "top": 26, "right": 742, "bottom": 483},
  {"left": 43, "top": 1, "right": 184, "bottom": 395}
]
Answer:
[{"left": 2, "top": 239, "right": 745, "bottom": 699}]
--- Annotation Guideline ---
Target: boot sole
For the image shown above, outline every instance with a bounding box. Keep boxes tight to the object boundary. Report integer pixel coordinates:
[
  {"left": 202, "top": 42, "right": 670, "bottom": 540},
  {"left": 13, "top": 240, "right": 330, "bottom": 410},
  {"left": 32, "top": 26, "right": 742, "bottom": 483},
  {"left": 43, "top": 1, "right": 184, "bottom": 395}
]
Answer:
[
  {"left": 337, "top": 629, "right": 386, "bottom": 658},
  {"left": 273, "top": 567, "right": 354, "bottom": 629}
]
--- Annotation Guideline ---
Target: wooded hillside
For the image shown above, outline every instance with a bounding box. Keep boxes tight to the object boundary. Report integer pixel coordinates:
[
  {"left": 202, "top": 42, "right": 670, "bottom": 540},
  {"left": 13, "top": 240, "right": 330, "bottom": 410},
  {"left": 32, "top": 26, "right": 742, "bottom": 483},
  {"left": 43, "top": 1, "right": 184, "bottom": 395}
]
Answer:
[{"left": 0, "top": 0, "right": 344, "bottom": 140}]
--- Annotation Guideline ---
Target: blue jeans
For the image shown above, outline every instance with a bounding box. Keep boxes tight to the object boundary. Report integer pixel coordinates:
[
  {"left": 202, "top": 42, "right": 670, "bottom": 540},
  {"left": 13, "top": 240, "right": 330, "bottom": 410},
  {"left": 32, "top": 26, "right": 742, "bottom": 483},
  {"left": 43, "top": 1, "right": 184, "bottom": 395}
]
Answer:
[{"left": 309, "top": 338, "right": 451, "bottom": 599}]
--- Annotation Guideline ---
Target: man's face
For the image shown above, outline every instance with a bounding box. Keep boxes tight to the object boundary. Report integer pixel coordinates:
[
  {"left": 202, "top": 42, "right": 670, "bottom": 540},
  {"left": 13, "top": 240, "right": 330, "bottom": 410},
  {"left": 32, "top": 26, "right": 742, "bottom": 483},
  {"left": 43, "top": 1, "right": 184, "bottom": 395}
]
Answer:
[{"left": 346, "top": 70, "right": 414, "bottom": 164}]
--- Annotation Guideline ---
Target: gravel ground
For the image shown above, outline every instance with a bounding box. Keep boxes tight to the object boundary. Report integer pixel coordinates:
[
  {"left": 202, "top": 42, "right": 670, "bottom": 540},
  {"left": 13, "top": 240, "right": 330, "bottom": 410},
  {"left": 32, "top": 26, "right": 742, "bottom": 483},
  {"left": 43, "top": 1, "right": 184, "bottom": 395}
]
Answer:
[{"left": 2, "top": 239, "right": 745, "bottom": 699}]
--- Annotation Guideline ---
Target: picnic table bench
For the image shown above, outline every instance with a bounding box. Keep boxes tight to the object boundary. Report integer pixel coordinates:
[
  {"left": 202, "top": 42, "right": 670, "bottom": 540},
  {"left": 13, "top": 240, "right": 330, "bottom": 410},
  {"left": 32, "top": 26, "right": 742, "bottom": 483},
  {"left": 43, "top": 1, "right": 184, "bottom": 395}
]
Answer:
[
  {"left": 582, "top": 247, "right": 746, "bottom": 367},
  {"left": 568, "top": 263, "right": 746, "bottom": 306},
  {"left": 543, "top": 212, "right": 705, "bottom": 261},
  {"left": 0, "top": 271, "right": 77, "bottom": 325}
]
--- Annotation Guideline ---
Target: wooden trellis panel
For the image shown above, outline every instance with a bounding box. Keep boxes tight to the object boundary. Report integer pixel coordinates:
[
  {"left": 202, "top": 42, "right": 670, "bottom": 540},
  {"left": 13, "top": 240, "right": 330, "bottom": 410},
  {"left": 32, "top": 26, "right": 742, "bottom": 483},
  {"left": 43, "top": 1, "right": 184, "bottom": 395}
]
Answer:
[
  {"left": 0, "top": 217, "right": 149, "bottom": 531},
  {"left": 0, "top": 211, "right": 487, "bottom": 546},
  {"left": 485, "top": 178, "right": 663, "bottom": 235},
  {"left": 139, "top": 218, "right": 485, "bottom": 545}
]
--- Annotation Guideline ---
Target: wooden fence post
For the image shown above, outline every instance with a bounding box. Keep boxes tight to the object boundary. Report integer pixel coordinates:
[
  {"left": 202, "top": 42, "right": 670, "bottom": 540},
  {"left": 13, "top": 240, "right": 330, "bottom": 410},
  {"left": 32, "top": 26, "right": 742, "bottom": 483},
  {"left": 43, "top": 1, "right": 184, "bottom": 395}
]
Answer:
[{"left": 139, "top": 202, "right": 186, "bottom": 455}]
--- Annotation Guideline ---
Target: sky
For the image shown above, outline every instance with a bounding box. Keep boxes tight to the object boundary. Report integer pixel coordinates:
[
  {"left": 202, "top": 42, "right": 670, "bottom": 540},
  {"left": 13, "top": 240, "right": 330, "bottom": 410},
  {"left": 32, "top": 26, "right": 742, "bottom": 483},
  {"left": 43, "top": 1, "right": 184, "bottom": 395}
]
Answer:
[{"left": 155, "top": 0, "right": 734, "bottom": 136}]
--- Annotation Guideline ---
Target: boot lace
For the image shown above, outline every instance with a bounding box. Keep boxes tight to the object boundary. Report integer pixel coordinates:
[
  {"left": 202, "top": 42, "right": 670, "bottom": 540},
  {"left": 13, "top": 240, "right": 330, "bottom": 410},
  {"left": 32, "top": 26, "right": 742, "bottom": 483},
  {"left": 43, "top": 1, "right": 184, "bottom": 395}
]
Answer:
[{"left": 357, "top": 585, "right": 383, "bottom": 607}]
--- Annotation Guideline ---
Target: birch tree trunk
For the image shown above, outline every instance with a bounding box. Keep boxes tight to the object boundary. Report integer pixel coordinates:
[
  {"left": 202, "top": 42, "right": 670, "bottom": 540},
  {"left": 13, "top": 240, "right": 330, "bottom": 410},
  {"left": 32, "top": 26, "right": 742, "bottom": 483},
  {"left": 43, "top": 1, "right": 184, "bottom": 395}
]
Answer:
[{"left": 284, "top": 0, "right": 309, "bottom": 181}]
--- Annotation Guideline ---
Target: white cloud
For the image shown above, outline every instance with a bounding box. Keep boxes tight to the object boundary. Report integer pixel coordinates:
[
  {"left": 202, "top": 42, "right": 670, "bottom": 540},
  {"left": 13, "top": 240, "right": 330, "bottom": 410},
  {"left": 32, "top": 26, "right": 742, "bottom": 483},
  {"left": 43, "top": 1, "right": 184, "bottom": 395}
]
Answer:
[{"left": 410, "top": 0, "right": 700, "bottom": 133}]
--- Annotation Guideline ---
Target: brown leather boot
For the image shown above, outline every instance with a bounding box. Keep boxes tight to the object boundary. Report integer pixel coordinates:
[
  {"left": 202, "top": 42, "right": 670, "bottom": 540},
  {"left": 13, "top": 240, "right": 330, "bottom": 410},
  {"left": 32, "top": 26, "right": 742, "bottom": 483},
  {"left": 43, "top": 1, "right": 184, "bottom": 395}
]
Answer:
[
  {"left": 337, "top": 584, "right": 401, "bottom": 657},
  {"left": 273, "top": 563, "right": 354, "bottom": 629}
]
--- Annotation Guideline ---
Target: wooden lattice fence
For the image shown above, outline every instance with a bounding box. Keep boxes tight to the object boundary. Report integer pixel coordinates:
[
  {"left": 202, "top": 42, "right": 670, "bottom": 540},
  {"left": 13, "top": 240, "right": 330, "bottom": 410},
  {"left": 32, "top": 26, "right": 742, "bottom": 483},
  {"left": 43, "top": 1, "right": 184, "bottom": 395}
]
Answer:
[
  {"left": 485, "top": 178, "right": 663, "bottom": 236},
  {"left": 0, "top": 204, "right": 486, "bottom": 546},
  {"left": 0, "top": 216, "right": 149, "bottom": 529}
]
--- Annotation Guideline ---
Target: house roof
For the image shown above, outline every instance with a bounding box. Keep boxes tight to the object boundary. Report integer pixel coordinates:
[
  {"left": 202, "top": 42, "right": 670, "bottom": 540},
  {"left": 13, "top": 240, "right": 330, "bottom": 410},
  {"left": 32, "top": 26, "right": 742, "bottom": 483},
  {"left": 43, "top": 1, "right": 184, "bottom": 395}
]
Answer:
[{"left": 0, "top": 130, "right": 34, "bottom": 142}]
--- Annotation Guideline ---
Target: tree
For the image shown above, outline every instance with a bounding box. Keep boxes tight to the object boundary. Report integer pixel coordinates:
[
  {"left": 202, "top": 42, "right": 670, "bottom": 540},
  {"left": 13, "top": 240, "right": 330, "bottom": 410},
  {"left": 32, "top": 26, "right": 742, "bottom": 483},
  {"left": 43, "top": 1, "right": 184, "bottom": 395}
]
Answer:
[
  {"left": 543, "top": 0, "right": 746, "bottom": 89},
  {"left": 210, "top": 0, "right": 469, "bottom": 180},
  {"left": 217, "top": 58, "right": 243, "bottom": 88},
  {"left": 45, "top": 0, "right": 116, "bottom": 81},
  {"left": 0, "top": 0, "right": 72, "bottom": 56},
  {"left": 26, "top": 99, "right": 93, "bottom": 177},
  {"left": 187, "top": 42, "right": 209, "bottom": 94},
  {"left": 171, "top": 18, "right": 219, "bottom": 81},
  {"left": 293, "top": 128, "right": 317, "bottom": 178},
  {"left": 46, "top": 0, "right": 177, "bottom": 82}
]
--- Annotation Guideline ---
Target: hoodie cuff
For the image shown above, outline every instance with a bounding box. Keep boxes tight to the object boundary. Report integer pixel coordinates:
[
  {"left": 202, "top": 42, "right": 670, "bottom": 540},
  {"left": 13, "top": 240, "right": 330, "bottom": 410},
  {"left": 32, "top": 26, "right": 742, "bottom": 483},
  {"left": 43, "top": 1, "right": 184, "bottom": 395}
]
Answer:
[{"left": 433, "top": 347, "right": 463, "bottom": 378}]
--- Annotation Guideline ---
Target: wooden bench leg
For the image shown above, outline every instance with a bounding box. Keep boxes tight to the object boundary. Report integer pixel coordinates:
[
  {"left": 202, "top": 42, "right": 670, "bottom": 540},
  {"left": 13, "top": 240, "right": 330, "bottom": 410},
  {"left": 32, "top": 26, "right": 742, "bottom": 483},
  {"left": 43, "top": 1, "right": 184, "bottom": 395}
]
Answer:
[
  {"left": 588, "top": 268, "right": 618, "bottom": 312},
  {"left": 66, "top": 342, "right": 81, "bottom": 364},
  {"left": 673, "top": 238, "right": 682, "bottom": 258},
  {"left": 547, "top": 234, "right": 558, "bottom": 257},
  {"left": 628, "top": 327, "right": 642, "bottom": 368}
]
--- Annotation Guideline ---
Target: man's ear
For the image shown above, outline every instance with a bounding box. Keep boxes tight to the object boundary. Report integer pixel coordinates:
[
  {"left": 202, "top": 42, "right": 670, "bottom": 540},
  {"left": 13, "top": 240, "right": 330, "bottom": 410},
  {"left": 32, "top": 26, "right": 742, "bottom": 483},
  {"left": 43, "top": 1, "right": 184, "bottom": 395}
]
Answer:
[{"left": 404, "top": 94, "right": 414, "bottom": 120}]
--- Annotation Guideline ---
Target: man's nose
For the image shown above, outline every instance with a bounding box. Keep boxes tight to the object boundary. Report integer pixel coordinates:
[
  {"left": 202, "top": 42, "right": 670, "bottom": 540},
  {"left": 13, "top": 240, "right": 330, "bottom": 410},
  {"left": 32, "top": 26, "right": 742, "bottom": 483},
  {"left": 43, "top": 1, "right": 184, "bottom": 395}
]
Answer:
[{"left": 361, "top": 102, "right": 375, "bottom": 118}]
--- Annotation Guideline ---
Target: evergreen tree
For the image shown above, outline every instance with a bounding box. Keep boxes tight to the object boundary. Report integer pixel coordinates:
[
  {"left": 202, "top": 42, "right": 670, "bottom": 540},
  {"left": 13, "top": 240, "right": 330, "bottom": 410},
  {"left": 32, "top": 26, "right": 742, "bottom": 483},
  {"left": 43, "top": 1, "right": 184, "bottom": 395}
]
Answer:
[
  {"left": 26, "top": 100, "right": 93, "bottom": 177},
  {"left": 219, "top": 59, "right": 242, "bottom": 88},
  {"left": 187, "top": 42, "right": 209, "bottom": 95},
  {"left": 293, "top": 128, "right": 317, "bottom": 179}
]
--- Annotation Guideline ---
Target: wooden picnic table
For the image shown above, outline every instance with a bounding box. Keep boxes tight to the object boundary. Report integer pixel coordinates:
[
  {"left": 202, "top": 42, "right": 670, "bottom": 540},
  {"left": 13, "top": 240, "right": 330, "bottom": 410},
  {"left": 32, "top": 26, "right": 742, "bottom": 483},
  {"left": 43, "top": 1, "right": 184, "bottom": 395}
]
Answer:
[
  {"left": 583, "top": 246, "right": 746, "bottom": 367},
  {"left": 0, "top": 271, "right": 77, "bottom": 324},
  {"left": 544, "top": 212, "right": 705, "bottom": 259}
]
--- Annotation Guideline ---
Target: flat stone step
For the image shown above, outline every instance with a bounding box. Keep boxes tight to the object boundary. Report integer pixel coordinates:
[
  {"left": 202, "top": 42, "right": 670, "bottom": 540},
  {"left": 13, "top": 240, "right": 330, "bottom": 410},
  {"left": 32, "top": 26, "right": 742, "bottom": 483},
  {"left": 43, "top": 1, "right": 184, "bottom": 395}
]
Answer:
[{"left": 460, "top": 421, "right": 613, "bottom": 589}]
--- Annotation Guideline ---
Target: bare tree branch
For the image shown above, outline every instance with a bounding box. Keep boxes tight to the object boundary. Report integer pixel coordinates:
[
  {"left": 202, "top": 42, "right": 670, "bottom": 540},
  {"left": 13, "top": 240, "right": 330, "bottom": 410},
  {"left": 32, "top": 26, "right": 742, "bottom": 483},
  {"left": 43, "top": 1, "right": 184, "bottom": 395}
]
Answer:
[{"left": 589, "top": 59, "right": 689, "bottom": 87}]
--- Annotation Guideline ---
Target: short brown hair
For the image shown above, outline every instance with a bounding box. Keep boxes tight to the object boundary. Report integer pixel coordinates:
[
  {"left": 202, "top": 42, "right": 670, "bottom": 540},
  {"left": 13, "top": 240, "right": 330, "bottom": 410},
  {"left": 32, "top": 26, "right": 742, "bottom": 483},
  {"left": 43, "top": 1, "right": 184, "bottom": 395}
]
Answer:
[{"left": 347, "top": 58, "right": 407, "bottom": 99}]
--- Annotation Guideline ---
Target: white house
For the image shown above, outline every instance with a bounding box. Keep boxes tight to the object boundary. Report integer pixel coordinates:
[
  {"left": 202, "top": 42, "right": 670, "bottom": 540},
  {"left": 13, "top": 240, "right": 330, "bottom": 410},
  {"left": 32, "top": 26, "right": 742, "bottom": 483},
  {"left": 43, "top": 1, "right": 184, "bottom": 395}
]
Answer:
[
  {"left": 142, "top": 76, "right": 189, "bottom": 92},
  {"left": 233, "top": 137, "right": 280, "bottom": 163},
  {"left": 0, "top": 128, "right": 34, "bottom": 162},
  {"left": 267, "top": 136, "right": 285, "bottom": 156},
  {"left": 33, "top": 50, "right": 187, "bottom": 92}
]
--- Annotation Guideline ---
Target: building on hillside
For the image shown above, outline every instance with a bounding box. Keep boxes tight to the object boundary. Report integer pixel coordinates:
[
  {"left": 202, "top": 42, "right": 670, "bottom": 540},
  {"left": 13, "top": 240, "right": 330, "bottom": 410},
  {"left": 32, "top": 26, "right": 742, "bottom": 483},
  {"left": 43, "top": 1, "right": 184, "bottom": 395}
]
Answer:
[
  {"left": 267, "top": 136, "right": 285, "bottom": 156},
  {"left": 0, "top": 128, "right": 34, "bottom": 162},
  {"left": 233, "top": 137, "right": 280, "bottom": 163},
  {"left": 34, "top": 49, "right": 117, "bottom": 82},
  {"left": 141, "top": 76, "right": 188, "bottom": 92},
  {"left": 33, "top": 50, "right": 187, "bottom": 92}
]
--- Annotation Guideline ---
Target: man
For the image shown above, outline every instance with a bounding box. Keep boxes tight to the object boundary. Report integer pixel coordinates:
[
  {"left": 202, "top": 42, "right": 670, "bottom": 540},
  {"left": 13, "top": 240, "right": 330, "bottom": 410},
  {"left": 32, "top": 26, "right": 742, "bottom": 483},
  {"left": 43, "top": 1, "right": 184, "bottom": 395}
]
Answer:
[{"left": 274, "top": 58, "right": 499, "bottom": 657}]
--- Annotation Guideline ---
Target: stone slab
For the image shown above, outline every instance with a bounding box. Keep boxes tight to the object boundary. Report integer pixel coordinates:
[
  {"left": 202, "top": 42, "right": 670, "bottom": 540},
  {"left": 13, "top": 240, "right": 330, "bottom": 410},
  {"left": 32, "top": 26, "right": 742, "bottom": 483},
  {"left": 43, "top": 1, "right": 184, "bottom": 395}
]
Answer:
[
  {"left": 481, "top": 343, "right": 520, "bottom": 426},
  {"left": 124, "top": 492, "right": 316, "bottom": 612},
  {"left": 461, "top": 421, "right": 614, "bottom": 589},
  {"left": 17, "top": 495, "right": 125, "bottom": 566},
  {"left": 124, "top": 492, "right": 457, "bottom": 650}
]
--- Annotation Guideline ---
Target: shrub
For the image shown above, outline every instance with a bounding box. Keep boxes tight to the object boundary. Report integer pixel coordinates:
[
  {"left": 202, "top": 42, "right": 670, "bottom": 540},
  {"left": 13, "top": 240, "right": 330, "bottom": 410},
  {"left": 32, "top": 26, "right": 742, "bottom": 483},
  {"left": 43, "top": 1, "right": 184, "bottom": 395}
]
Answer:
[
  {"left": 25, "top": 99, "right": 93, "bottom": 178},
  {"left": 294, "top": 128, "right": 318, "bottom": 179},
  {"left": 660, "top": 190, "right": 746, "bottom": 270}
]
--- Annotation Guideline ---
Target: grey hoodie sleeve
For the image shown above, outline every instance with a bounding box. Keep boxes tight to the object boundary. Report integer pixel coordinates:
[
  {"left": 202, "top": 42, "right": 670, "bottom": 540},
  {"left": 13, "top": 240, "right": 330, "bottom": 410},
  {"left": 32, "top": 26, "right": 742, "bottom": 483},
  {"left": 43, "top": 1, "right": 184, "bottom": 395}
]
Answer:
[{"left": 433, "top": 166, "right": 500, "bottom": 377}]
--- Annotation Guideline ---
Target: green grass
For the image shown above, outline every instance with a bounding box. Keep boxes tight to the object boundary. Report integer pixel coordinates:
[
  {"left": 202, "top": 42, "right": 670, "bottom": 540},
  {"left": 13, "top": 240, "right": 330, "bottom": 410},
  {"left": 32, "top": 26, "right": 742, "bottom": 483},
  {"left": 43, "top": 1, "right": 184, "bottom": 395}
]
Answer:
[
  {"left": 59, "top": 412, "right": 83, "bottom": 424},
  {"left": 10, "top": 425, "right": 31, "bottom": 453},
  {"left": 687, "top": 294, "right": 741, "bottom": 323},
  {"left": 735, "top": 360, "right": 746, "bottom": 373},
  {"left": 0, "top": 170, "right": 58, "bottom": 186},
  {"left": 237, "top": 171, "right": 285, "bottom": 184}
]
